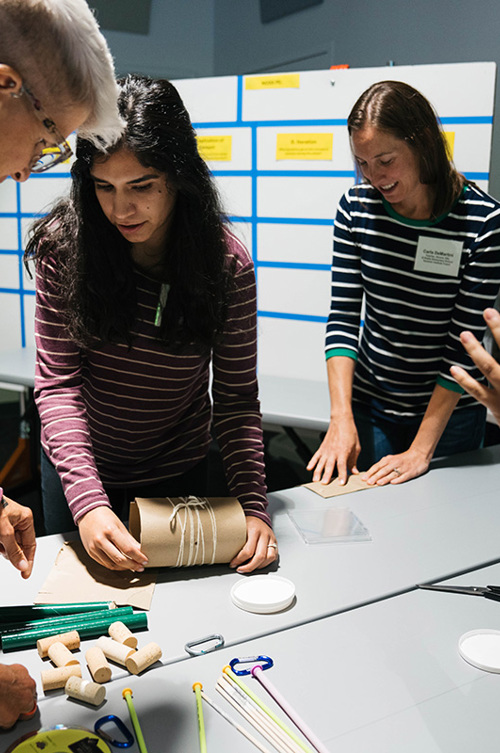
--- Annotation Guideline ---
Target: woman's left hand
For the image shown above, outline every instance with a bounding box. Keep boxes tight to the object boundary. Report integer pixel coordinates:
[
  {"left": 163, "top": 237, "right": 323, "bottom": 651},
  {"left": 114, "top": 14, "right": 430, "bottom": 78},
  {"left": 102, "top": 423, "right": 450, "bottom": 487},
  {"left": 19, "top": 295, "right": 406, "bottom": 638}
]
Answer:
[
  {"left": 230, "top": 517, "right": 278, "bottom": 573},
  {"left": 362, "top": 447, "right": 430, "bottom": 486}
]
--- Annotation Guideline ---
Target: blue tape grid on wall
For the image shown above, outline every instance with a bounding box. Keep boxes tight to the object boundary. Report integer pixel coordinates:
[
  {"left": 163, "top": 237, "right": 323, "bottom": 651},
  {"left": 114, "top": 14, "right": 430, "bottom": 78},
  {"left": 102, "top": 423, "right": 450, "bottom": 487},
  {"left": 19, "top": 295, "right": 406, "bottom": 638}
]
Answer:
[
  {"left": 0, "top": 173, "right": 71, "bottom": 348},
  {"left": 196, "top": 76, "right": 491, "bottom": 327},
  {"left": 0, "top": 74, "right": 492, "bottom": 347}
]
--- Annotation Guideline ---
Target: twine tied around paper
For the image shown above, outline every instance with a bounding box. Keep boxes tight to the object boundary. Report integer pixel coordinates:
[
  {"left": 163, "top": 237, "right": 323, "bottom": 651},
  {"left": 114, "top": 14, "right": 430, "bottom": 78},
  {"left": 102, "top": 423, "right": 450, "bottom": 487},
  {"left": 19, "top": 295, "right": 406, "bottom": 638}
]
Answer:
[{"left": 168, "top": 496, "right": 217, "bottom": 567}]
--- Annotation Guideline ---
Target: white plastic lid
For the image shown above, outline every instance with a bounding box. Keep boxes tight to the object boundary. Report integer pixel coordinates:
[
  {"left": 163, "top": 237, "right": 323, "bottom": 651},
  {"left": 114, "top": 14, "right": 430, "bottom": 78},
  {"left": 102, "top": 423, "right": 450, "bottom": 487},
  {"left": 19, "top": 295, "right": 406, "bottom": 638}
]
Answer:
[
  {"left": 230, "top": 576, "right": 296, "bottom": 614},
  {"left": 458, "top": 629, "right": 500, "bottom": 673}
]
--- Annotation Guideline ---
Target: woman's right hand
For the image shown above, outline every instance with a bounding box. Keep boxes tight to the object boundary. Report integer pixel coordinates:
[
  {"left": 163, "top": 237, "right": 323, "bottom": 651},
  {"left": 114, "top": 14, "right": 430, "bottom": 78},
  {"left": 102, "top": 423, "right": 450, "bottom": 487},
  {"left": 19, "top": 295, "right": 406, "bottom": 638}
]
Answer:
[
  {"left": 307, "top": 416, "right": 361, "bottom": 485},
  {"left": 78, "top": 507, "right": 148, "bottom": 572}
]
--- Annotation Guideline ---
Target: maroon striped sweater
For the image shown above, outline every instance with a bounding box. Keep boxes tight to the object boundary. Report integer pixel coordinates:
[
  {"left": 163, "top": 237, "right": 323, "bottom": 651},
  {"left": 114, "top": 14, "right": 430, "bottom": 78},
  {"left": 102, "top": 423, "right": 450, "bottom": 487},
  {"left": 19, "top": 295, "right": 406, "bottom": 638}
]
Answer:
[{"left": 34, "top": 231, "right": 270, "bottom": 527}]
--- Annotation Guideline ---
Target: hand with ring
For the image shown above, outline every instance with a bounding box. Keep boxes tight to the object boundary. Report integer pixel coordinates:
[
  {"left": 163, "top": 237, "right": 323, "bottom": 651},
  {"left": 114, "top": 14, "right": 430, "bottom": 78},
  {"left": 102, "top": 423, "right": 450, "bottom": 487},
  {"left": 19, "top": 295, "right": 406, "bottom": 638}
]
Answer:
[
  {"left": 230, "top": 517, "right": 278, "bottom": 573},
  {"left": 362, "top": 448, "right": 430, "bottom": 486}
]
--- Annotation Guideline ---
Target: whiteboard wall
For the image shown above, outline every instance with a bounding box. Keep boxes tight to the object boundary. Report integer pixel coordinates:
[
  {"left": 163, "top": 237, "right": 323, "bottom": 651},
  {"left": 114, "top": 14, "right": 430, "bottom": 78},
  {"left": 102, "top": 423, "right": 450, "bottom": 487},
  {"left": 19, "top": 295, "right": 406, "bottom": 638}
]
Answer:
[{"left": 0, "top": 62, "right": 496, "bottom": 388}]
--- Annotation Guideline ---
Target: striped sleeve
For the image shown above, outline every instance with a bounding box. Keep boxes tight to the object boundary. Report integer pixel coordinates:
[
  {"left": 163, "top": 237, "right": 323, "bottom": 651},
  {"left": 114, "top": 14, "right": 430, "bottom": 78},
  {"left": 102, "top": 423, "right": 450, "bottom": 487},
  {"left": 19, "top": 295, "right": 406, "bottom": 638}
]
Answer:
[
  {"left": 34, "top": 256, "right": 112, "bottom": 523},
  {"left": 325, "top": 192, "right": 363, "bottom": 360},
  {"left": 437, "top": 203, "right": 500, "bottom": 389},
  {"left": 211, "top": 233, "right": 270, "bottom": 527}
]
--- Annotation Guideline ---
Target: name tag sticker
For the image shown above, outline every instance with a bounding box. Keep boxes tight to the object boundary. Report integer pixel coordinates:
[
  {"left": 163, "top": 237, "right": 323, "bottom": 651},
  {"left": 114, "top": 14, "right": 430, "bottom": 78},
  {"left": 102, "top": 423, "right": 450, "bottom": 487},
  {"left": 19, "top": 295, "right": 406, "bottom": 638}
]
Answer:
[{"left": 414, "top": 236, "right": 463, "bottom": 277}]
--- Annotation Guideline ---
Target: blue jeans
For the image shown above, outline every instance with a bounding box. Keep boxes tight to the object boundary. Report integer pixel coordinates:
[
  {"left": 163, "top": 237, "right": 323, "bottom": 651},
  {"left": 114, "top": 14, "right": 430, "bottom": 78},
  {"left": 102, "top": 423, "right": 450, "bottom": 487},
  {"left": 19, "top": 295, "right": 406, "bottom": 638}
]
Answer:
[
  {"left": 41, "top": 450, "right": 209, "bottom": 535},
  {"left": 353, "top": 404, "right": 486, "bottom": 471}
]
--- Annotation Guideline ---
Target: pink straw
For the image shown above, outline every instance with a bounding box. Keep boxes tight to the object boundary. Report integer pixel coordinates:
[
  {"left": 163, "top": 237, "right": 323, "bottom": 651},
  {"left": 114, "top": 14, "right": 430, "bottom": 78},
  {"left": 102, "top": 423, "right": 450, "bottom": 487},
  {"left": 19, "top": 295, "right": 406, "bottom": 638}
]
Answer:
[{"left": 251, "top": 666, "right": 330, "bottom": 753}]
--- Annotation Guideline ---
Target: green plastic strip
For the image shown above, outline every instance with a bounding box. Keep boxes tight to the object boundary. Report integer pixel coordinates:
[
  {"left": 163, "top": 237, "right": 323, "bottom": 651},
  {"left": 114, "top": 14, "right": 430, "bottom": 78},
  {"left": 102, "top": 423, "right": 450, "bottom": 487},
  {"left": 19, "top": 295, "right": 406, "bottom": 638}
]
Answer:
[
  {"left": 2, "top": 611, "right": 147, "bottom": 651},
  {"left": 0, "top": 606, "right": 134, "bottom": 636},
  {"left": 0, "top": 602, "right": 115, "bottom": 625}
]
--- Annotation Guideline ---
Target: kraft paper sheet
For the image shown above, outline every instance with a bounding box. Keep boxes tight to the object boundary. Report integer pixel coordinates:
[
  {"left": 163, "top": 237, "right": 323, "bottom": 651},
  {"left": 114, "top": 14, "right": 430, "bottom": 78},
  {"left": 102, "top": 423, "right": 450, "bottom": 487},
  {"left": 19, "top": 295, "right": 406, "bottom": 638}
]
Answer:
[
  {"left": 303, "top": 474, "right": 374, "bottom": 498},
  {"left": 129, "top": 496, "right": 247, "bottom": 567},
  {"left": 36, "top": 541, "right": 156, "bottom": 610}
]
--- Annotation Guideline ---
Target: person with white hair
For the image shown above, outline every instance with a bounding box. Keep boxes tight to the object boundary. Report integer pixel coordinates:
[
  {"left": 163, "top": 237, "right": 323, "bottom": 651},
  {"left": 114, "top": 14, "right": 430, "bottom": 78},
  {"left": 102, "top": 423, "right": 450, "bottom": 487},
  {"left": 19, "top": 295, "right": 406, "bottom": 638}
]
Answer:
[
  {"left": 0, "top": 0, "right": 123, "bottom": 729},
  {"left": 0, "top": 0, "right": 124, "bottom": 183}
]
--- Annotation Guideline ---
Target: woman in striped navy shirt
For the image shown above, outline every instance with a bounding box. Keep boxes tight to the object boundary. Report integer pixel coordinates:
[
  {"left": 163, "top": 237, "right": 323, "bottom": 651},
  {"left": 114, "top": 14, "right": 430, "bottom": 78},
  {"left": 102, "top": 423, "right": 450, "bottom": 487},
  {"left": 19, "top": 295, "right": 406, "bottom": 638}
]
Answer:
[
  {"left": 27, "top": 75, "right": 277, "bottom": 573},
  {"left": 308, "top": 81, "right": 500, "bottom": 488}
]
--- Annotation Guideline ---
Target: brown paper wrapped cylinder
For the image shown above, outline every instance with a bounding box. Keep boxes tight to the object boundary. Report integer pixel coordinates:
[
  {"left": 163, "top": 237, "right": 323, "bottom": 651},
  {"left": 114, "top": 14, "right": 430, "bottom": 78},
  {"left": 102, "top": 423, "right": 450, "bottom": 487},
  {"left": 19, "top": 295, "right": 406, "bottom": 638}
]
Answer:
[
  {"left": 41, "top": 664, "right": 82, "bottom": 692},
  {"left": 108, "top": 620, "right": 137, "bottom": 648},
  {"left": 125, "top": 641, "right": 162, "bottom": 675},
  {"left": 37, "top": 630, "right": 80, "bottom": 658},
  {"left": 86, "top": 646, "right": 112, "bottom": 683},
  {"left": 129, "top": 496, "right": 247, "bottom": 567},
  {"left": 47, "top": 641, "right": 79, "bottom": 667},
  {"left": 65, "top": 675, "right": 106, "bottom": 706}
]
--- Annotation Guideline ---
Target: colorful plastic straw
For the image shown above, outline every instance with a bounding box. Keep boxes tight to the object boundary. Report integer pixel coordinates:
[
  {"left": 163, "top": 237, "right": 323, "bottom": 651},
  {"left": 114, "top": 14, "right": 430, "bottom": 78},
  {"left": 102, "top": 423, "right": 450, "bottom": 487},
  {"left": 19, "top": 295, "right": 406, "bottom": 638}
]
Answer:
[
  {"left": 251, "top": 665, "right": 330, "bottom": 753},
  {"left": 201, "top": 687, "right": 272, "bottom": 753},
  {"left": 123, "top": 688, "right": 149, "bottom": 753},
  {"left": 216, "top": 678, "right": 298, "bottom": 753},
  {"left": 193, "top": 682, "right": 208, "bottom": 752},
  {"left": 221, "top": 668, "right": 311, "bottom": 753}
]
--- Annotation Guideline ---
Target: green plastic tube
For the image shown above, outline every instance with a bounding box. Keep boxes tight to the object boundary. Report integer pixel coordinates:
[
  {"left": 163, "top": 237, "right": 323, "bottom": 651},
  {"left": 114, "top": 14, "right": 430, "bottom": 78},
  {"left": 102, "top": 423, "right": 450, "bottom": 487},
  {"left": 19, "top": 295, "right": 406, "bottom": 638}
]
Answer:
[
  {"left": 2, "top": 611, "right": 147, "bottom": 651},
  {"left": 0, "top": 606, "right": 134, "bottom": 636},
  {"left": 0, "top": 602, "right": 115, "bottom": 624}
]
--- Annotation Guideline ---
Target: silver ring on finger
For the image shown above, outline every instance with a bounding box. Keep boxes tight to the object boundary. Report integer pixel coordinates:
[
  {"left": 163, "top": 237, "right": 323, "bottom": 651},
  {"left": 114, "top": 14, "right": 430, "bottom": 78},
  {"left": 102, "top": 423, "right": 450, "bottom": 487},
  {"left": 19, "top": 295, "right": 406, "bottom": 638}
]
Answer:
[{"left": 392, "top": 467, "right": 402, "bottom": 476}]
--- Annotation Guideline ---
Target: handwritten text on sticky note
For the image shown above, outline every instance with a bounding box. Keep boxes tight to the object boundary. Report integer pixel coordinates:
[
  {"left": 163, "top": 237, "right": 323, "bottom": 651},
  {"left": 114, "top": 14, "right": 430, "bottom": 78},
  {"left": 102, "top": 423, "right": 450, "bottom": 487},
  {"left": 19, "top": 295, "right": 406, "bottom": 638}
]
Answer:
[
  {"left": 245, "top": 74, "right": 300, "bottom": 90},
  {"left": 276, "top": 133, "right": 333, "bottom": 161},
  {"left": 196, "top": 135, "right": 232, "bottom": 162}
]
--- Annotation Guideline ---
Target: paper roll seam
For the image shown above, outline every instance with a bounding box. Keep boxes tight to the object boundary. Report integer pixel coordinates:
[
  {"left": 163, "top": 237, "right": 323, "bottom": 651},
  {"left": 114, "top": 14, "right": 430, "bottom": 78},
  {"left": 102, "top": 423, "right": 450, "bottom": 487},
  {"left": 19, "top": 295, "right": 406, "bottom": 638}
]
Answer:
[{"left": 129, "top": 496, "right": 247, "bottom": 567}]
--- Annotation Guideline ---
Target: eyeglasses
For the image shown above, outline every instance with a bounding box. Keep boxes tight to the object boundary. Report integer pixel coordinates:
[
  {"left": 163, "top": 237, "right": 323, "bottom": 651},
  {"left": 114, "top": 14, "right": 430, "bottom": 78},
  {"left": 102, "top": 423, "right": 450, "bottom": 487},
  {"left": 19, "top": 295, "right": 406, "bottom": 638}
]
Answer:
[{"left": 21, "top": 85, "right": 73, "bottom": 173}]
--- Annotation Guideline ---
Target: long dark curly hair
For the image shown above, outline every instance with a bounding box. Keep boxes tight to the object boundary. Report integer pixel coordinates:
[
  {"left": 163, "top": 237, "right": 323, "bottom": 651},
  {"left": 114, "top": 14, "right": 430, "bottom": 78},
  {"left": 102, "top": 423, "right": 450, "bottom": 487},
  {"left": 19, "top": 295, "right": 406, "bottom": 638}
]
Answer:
[{"left": 25, "top": 74, "right": 232, "bottom": 351}]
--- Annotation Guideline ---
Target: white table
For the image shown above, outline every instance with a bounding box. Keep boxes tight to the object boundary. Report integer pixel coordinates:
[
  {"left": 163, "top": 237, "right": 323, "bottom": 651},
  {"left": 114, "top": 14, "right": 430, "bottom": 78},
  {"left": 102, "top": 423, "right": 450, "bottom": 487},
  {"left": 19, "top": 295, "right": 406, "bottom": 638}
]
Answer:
[
  {"left": 3, "top": 445, "right": 500, "bottom": 683},
  {"left": 0, "top": 347, "right": 36, "bottom": 390},
  {"left": 4, "top": 563, "right": 500, "bottom": 752}
]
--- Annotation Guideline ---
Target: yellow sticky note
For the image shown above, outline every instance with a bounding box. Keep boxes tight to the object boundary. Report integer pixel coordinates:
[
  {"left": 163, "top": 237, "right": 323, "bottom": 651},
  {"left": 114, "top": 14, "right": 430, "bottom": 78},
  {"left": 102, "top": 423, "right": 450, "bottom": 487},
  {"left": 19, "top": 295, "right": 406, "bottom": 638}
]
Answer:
[
  {"left": 245, "top": 74, "right": 300, "bottom": 90},
  {"left": 276, "top": 133, "right": 333, "bottom": 161},
  {"left": 443, "top": 131, "right": 455, "bottom": 159},
  {"left": 196, "top": 135, "right": 232, "bottom": 162}
]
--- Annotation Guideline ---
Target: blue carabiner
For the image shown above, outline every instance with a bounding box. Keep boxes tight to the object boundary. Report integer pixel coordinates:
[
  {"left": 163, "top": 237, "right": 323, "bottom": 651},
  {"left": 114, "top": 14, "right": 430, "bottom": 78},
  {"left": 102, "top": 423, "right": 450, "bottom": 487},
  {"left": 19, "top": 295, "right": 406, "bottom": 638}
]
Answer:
[
  {"left": 229, "top": 655, "right": 274, "bottom": 676},
  {"left": 95, "top": 714, "right": 134, "bottom": 748}
]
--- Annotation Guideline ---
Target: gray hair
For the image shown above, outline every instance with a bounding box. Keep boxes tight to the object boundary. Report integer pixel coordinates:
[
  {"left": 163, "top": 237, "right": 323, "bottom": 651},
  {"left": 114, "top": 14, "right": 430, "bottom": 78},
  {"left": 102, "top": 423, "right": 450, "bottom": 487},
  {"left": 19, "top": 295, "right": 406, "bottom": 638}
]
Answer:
[{"left": 0, "top": 0, "right": 124, "bottom": 147}]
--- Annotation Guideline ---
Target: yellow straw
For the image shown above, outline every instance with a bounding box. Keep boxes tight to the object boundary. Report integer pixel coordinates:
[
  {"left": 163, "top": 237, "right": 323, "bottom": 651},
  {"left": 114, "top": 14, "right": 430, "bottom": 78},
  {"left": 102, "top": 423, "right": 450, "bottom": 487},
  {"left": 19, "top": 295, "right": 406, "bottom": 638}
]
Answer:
[
  {"left": 193, "top": 682, "right": 208, "bottom": 753},
  {"left": 122, "top": 687, "right": 148, "bottom": 753},
  {"left": 223, "top": 667, "right": 313, "bottom": 753}
]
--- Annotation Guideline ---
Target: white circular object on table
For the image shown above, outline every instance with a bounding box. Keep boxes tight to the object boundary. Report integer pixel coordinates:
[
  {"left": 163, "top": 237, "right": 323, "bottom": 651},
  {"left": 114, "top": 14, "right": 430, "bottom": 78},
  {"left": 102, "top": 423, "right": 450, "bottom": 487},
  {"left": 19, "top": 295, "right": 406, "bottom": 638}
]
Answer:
[
  {"left": 458, "top": 629, "right": 500, "bottom": 672},
  {"left": 230, "top": 576, "right": 295, "bottom": 614}
]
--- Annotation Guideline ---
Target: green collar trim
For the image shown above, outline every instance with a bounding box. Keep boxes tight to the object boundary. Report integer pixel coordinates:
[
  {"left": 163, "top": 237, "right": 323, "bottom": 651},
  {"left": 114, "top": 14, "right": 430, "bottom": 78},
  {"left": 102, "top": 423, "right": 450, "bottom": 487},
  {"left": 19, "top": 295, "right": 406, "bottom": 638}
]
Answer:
[{"left": 382, "top": 185, "right": 466, "bottom": 227}]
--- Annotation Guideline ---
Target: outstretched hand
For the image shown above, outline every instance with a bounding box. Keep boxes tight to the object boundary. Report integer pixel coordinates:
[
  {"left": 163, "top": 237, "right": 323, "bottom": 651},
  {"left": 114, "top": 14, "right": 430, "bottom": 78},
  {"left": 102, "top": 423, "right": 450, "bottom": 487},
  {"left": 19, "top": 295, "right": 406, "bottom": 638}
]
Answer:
[
  {"left": 78, "top": 506, "right": 148, "bottom": 572},
  {"left": 450, "top": 308, "right": 500, "bottom": 425},
  {"left": 0, "top": 496, "right": 36, "bottom": 578},
  {"left": 230, "top": 516, "right": 278, "bottom": 573}
]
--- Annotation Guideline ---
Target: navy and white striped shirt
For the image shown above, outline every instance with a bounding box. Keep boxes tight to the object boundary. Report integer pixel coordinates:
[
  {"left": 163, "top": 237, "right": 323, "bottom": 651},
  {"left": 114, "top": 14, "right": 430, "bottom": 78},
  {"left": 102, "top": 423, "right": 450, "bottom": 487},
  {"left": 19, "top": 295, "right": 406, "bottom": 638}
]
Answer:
[{"left": 325, "top": 183, "right": 500, "bottom": 419}]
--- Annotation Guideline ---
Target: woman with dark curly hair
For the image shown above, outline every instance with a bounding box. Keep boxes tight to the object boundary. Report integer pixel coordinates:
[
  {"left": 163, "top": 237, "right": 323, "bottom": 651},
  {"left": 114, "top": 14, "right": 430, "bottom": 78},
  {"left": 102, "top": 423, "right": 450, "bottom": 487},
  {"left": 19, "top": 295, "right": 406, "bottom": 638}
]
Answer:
[
  {"left": 308, "top": 80, "right": 500, "bottom": 488},
  {"left": 26, "top": 74, "right": 277, "bottom": 573}
]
